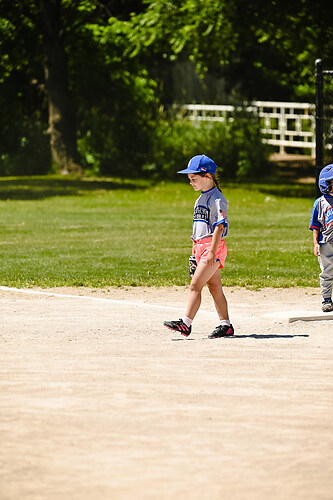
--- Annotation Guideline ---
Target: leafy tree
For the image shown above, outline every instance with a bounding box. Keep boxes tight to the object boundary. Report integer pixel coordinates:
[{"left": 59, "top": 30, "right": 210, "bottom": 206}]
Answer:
[
  {"left": 0, "top": 0, "right": 154, "bottom": 175},
  {"left": 128, "top": 0, "right": 333, "bottom": 101},
  {"left": 72, "top": 3, "right": 158, "bottom": 176},
  {"left": 0, "top": 0, "right": 85, "bottom": 174},
  {"left": 0, "top": 1, "right": 50, "bottom": 174},
  {"left": 1, "top": 0, "right": 333, "bottom": 177}
]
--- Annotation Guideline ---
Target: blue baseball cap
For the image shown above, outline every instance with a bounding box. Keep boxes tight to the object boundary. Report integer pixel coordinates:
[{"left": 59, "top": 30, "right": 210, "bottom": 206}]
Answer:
[{"left": 177, "top": 154, "right": 217, "bottom": 175}]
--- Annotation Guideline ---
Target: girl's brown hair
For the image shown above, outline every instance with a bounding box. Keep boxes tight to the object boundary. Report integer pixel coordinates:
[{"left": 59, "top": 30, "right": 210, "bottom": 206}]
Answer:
[{"left": 211, "top": 174, "right": 222, "bottom": 192}]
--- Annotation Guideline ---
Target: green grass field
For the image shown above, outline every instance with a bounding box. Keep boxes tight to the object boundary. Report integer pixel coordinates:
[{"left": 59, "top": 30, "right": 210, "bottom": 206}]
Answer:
[{"left": 0, "top": 175, "right": 319, "bottom": 288}]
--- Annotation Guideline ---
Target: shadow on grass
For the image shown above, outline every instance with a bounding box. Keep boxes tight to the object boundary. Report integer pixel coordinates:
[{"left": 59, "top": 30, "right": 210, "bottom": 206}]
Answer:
[
  {"left": 255, "top": 183, "right": 316, "bottom": 199},
  {"left": 1, "top": 171, "right": 317, "bottom": 201},
  {"left": 221, "top": 157, "right": 317, "bottom": 198},
  {"left": 0, "top": 177, "right": 145, "bottom": 200},
  {"left": 222, "top": 179, "right": 316, "bottom": 199},
  {"left": 255, "top": 158, "right": 317, "bottom": 198}
]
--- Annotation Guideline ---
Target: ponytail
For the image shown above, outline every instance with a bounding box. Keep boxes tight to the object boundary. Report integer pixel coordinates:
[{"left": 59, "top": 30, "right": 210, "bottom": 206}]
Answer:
[{"left": 212, "top": 174, "right": 222, "bottom": 192}]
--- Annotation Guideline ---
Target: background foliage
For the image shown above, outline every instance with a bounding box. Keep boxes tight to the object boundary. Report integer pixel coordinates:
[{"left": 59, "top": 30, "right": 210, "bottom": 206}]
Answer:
[
  {"left": 147, "top": 111, "right": 270, "bottom": 179},
  {"left": 0, "top": 0, "right": 333, "bottom": 177}
]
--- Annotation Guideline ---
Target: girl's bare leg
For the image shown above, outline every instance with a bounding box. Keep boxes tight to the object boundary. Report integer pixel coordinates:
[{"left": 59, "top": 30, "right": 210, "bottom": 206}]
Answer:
[
  {"left": 206, "top": 269, "right": 229, "bottom": 320},
  {"left": 185, "top": 260, "right": 220, "bottom": 319}
]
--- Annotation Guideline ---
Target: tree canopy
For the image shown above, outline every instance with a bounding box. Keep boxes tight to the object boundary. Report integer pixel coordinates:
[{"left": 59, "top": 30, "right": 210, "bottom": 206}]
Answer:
[
  {"left": 126, "top": 0, "right": 333, "bottom": 100},
  {"left": 0, "top": 0, "right": 333, "bottom": 175}
]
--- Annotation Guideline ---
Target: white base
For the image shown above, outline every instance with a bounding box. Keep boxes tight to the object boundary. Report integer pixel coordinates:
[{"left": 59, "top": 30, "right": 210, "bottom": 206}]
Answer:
[{"left": 262, "top": 310, "right": 333, "bottom": 323}]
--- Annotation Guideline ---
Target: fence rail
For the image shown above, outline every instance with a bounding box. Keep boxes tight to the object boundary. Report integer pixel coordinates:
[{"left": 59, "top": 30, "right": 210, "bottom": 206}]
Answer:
[{"left": 179, "top": 101, "right": 316, "bottom": 157}]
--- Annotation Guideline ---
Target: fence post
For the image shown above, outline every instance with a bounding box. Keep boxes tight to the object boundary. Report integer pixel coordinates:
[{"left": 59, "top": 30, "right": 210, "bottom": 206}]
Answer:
[
  {"left": 279, "top": 106, "right": 286, "bottom": 154},
  {"left": 315, "top": 59, "right": 323, "bottom": 197}
]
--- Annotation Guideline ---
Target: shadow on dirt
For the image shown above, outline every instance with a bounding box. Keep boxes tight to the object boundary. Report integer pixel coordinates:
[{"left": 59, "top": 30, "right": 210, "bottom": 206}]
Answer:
[
  {"left": 232, "top": 334, "right": 309, "bottom": 339},
  {"left": 172, "top": 333, "right": 309, "bottom": 341}
]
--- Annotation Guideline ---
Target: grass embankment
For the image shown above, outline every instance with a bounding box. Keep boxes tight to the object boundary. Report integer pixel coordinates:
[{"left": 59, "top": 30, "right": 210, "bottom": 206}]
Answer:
[{"left": 0, "top": 175, "right": 318, "bottom": 288}]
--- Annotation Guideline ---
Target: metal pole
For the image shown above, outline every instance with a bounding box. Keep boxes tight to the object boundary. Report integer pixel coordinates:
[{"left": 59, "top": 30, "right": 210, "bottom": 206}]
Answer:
[{"left": 315, "top": 59, "right": 323, "bottom": 197}]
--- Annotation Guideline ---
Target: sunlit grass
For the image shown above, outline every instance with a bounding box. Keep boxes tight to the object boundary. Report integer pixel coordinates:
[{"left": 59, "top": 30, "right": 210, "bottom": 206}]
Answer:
[{"left": 0, "top": 175, "right": 318, "bottom": 288}]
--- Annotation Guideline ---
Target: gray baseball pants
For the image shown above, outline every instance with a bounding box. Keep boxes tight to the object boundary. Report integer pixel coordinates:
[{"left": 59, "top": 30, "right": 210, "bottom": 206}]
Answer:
[{"left": 318, "top": 241, "right": 333, "bottom": 298}]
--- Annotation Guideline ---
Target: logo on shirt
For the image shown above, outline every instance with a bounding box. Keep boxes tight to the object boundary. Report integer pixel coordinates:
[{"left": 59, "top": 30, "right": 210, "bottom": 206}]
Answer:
[
  {"left": 193, "top": 205, "right": 209, "bottom": 223},
  {"left": 324, "top": 206, "right": 333, "bottom": 227}
]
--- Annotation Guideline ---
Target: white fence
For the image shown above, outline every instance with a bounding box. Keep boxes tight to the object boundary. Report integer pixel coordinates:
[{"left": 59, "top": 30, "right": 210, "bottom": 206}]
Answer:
[{"left": 179, "top": 101, "right": 316, "bottom": 157}]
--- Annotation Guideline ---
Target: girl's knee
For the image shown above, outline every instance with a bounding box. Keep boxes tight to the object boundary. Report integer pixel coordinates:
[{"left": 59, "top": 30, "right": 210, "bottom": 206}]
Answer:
[{"left": 189, "top": 280, "right": 204, "bottom": 293}]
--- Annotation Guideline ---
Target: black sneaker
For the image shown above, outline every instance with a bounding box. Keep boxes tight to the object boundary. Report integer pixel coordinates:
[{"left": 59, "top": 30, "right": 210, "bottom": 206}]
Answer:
[
  {"left": 163, "top": 319, "right": 191, "bottom": 337},
  {"left": 208, "top": 324, "right": 234, "bottom": 339},
  {"left": 322, "top": 298, "right": 333, "bottom": 313}
]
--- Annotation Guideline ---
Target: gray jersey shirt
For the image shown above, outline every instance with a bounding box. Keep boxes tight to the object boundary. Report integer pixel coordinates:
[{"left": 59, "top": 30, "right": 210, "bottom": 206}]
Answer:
[
  {"left": 191, "top": 187, "right": 229, "bottom": 241},
  {"left": 309, "top": 195, "right": 333, "bottom": 244}
]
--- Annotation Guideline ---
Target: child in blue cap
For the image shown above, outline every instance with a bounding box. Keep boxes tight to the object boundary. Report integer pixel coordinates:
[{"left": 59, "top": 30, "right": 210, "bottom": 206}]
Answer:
[
  {"left": 164, "top": 154, "right": 234, "bottom": 338},
  {"left": 309, "top": 164, "right": 333, "bottom": 312}
]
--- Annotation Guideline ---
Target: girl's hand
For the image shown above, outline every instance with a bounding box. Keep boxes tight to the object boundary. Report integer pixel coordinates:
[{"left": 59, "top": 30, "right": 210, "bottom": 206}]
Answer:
[
  {"left": 314, "top": 243, "right": 320, "bottom": 257},
  {"left": 205, "top": 250, "right": 216, "bottom": 267}
]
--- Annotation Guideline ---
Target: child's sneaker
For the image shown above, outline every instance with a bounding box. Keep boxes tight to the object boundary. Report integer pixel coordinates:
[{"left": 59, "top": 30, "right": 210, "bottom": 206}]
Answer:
[
  {"left": 322, "top": 298, "right": 333, "bottom": 312},
  {"left": 163, "top": 319, "right": 191, "bottom": 336},
  {"left": 208, "top": 324, "right": 234, "bottom": 339}
]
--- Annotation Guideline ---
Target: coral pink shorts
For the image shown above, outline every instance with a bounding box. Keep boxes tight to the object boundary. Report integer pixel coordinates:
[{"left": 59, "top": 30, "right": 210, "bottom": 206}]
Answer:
[{"left": 192, "top": 237, "right": 227, "bottom": 269}]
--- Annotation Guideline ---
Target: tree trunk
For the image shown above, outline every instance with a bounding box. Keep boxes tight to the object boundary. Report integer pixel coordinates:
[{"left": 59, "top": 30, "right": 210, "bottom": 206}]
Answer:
[{"left": 39, "top": 0, "right": 82, "bottom": 175}]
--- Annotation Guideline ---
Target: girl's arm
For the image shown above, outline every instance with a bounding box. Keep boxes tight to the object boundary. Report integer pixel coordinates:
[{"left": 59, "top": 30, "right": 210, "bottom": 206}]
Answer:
[
  {"left": 205, "top": 224, "right": 224, "bottom": 267},
  {"left": 313, "top": 229, "right": 320, "bottom": 257}
]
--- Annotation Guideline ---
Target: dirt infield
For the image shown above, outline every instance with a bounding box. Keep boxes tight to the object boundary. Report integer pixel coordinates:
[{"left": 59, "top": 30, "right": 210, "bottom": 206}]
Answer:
[{"left": 1, "top": 286, "right": 333, "bottom": 500}]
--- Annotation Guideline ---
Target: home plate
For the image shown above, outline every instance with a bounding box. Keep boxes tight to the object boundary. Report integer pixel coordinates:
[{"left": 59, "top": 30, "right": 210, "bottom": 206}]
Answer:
[{"left": 262, "top": 310, "right": 333, "bottom": 323}]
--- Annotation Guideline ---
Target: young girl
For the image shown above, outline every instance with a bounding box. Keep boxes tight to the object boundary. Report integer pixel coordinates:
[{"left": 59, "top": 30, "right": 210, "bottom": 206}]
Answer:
[{"left": 164, "top": 154, "right": 234, "bottom": 339}]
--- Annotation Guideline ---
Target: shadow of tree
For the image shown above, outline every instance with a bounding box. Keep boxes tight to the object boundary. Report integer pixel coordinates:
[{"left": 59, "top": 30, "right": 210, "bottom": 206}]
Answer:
[
  {"left": 256, "top": 157, "right": 316, "bottom": 198},
  {"left": 223, "top": 157, "right": 317, "bottom": 199},
  {"left": 256, "top": 183, "right": 315, "bottom": 199},
  {"left": 0, "top": 177, "right": 144, "bottom": 201}
]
